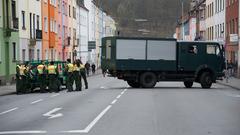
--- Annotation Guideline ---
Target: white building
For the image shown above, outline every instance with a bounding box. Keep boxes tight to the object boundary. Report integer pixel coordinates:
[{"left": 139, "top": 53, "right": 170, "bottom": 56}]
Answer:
[
  {"left": 85, "top": 0, "right": 98, "bottom": 65},
  {"left": 213, "top": 0, "right": 225, "bottom": 44},
  {"left": 18, "top": 0, "right": 42, "bottom": 61},
  {"left": 76, "top": 0, "right": 89, "bottom": 64},
  {"left": 205, "top": 0, "right": 225, "bottom": 42}
]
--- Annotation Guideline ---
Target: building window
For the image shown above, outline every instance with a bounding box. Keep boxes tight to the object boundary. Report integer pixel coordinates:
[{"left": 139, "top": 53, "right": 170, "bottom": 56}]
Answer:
[
  {"left": 37, "top": 49, "right": 40, "bottom": 60},
  {"left": 44, "top": 17, "right": 48, "bottom": 32},
  {"left": 12, "top": 0, "right": 16, "bottom": 19},
  {"left": 33, "top": 14, "right": 35, "bottom": 38},
  {"left": 37, "top": 15, "right": 40, "bottom": 30},
  {"left": 30, "top": 13, "right": 32, "bottom": 38},
  {"left": 22, "top": 49, "right": 26, "bottom": 62},
  {"left": 73, "top": 7, "right": 76, "bottom": 19},
  {"left": 12, "top": 42, "right": 16, "bottom": 61},
  {"left": 22, "top": 11, "right": 26, "bottom": 29},
  {"left": 69, "top": 5, "right": 71, "bottom": 17}
]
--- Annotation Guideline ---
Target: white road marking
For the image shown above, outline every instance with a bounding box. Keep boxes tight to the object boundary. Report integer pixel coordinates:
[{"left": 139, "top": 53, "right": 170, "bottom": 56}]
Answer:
[
  {"left": 84, "top": 105, "right": 112, "bottom": 133},
  {"left": 0, "top": 131, "right": 46, "bottom": 134},
  {"left": 62, "top": 89, "right": 128, "bottom": 133},
  {"left": 31, "top": 99, "right": 43, "bottom": 104},
  {"left": 0, "top": 107, "right": 18, "bottom": 115},
  {"left": 116, "top": 95, "right": 121, "bottom": 99},
  {"left": 50, "top": 94, "right": 60, "bottom": 98},
  {"left": 100, "top": 86, "right": 105, "bottom": 89},
  {"left": 61, "top": 130, "right": 88, "bottom": 134},
  {"left": 111, "top": 99, "right": 118, "bottom": 105},
  {"left": 43, "top": 108, "right": 63, "bottom": 119}
]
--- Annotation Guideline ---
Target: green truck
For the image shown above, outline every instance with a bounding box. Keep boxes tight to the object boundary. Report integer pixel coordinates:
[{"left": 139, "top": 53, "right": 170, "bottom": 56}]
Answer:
[{"left": 101, "top": 37, "right": 225, "bottom": 89}]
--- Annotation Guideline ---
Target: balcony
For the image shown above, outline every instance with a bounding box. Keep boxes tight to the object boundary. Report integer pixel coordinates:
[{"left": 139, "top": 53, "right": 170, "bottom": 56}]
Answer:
[
  {"left": 12, "top": 17, "right": 18, "bottom": 29},
  {"left": 29, "top": 39, "right": 36, "bottom": 46},
  {"left": 36, "top": 29, "right": 42, "bottom": 40}
]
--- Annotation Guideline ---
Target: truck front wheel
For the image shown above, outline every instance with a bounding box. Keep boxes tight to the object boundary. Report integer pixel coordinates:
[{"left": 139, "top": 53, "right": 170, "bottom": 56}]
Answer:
[
  {"left": 127, "top": 81, "right": 140, "bottom": 88},
  {"left": 200, "top": 72, "right": 213, "bottom": 89},
  {"left": 140, "top": 72, "right": 157, "bottom": 88},
  {"left": 184, "top": 81, "right": 193, "bottom": 88}
]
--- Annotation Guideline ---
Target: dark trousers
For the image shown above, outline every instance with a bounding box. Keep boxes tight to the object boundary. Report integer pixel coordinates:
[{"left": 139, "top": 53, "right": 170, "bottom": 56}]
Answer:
[
  {"left": 73, "top": 71, "right": 82, "bottom": 91},
  {"left": 17, "top": 75, "right": 27, "bottom": 94},
  {"left": 66, "top": 72, "right": 74, "bottom": 91},
  {"left": 39, "top": 74, "right": 46, "bottom": 92},
  {"left": 80, "top": 70, "right": 88, "bottom": 89},
  {"left": 48, "top": 74, "right": 59, "bottom": 92}
]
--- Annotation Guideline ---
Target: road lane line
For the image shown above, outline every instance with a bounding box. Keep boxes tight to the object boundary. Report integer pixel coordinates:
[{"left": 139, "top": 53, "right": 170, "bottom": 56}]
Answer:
[
  {"left": 84, "top": 105, "right": 112, "bottom": 133},
  {"left": 111, "top": 99, "right": 118, "bottom": 105},
  {"left": 62, "top": 89, "right": 128, "bottom": 133},
  {"left": 0, "top": 131, "right": 47, "bottom": 134},
  {"left": 50, "top": 93, "right": 60, "bottom": 98},
  {"left": 0, "top": 107, "right": 18, "bottom": 115},
  {"left": 100, "top": 86, "right": 105, "bottom": 89},
  {"left": 61, "top": 130, "right": 88, "bottom": 134},
  {"left": 116, "top": 95, "right": 121, "bottom": 99},
  {"left": 31, "top": 99, "right": 43, "bottom": 104}
]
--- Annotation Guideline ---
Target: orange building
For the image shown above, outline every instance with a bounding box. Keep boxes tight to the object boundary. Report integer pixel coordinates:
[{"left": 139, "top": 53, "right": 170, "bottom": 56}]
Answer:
[{"left": 42, "top": 0, "right": 59, "bottom": 61}]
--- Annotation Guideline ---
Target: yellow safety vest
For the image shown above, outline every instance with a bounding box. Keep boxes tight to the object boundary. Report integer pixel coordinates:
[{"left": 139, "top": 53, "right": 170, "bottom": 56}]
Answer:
[
  {"left": 80, "top": 64, "right": 85, "bottom": 69},
  {"left": 73, "top": 64, "right": 80, "bottom": 71},
  {"left": 48, "top": 65, "right": 56, "bottom": 74},
  {"left": 19, "top": 65, "right": 26, "bottom": 76},
  {"left": 67, "top": 63, "right": 74, "bottom": 72},
  {"left": 37, "top": 64, "right": 44, "bottom": 74}
]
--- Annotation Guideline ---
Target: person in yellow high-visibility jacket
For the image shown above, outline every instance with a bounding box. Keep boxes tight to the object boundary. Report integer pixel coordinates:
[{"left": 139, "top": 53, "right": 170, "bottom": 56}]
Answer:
[
  {"left": 79, "top": 60, "right": 88, "bottom": 89},
  {"left": 65, "top": 59, "right": 74, "bottom": 92},
  {"left": 48, "top": 61, "right": 59, "bottom": 93},
  {"left": 16, "top": 63, "right": 27, "bottom": 94},
  {"left": 37, "top": 62, "right": 47, "bottom": 93},
  {"left": 73, "top": 60, "right": 82, "bottom": 91}
]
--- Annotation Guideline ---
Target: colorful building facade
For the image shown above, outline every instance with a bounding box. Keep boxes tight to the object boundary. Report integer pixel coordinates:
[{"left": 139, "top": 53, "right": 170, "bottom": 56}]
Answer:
[{"left": 0, "top": 0, "right": 19, "bottom": 84}]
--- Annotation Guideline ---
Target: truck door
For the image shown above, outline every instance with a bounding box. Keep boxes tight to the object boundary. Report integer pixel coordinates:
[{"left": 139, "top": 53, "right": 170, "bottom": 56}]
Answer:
[{"left": 178, "top": 42, "right": 204, "bottom": 72}]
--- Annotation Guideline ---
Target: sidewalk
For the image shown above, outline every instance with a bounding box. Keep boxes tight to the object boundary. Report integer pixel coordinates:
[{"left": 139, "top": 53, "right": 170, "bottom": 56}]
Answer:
[
  {"left": 217, "top": 77, "right": 240, "bottom": 90},
  {"left": 0, "top": 69, "right": 103, "bottom": 96}
]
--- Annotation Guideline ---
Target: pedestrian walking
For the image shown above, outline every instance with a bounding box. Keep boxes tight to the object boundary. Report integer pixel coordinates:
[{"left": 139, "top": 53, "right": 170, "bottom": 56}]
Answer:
[
  {"left": 73, "top": 60, "right": 82, "bottom": 91},
  {"left": 65, "top": 59, "right": 74, "bottom": 92},
  {"left": 47, "top": 61, "right": 59, "bottom": 93},
  {"left": 91, "top": 63, "right": 96, "bottom": 74},
  {"left": 80, "top": 60, "right": 88, "bottom": 89},
  {"left": 37, "top": 62, "right": 47, "bottom": 93},
  {"left": 85, "top": 62, "right": 90, "bottom": 76}
]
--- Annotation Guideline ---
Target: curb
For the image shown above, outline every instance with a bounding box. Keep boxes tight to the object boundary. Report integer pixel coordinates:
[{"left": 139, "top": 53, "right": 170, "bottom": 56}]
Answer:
[{"left": 217, "top": 81, "right": 240, "bottom": 91}]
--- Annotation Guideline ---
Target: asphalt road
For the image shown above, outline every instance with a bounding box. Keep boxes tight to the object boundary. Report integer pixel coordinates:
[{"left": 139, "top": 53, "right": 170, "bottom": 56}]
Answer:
[{"left": 0, "top": 75, "right": 240, "bottom": 135}]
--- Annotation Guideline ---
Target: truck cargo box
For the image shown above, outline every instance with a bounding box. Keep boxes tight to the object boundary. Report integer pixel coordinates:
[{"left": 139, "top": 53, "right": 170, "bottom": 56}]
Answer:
[{"left": 101, "top": 37, "right": 177, "bottom": 72}]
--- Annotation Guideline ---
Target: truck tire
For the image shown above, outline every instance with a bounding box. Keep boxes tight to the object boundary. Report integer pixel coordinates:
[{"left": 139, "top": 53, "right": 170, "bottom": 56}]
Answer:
[
  {"left": 184, "top": 81, "right": 193, "bottom": 88},
  {"left": 140, "top": 72, "right": 157, "bottom": 88},
  {"left": 127, "top": 81, "right": 140, "bottom": 88},
  {"left": 200, "top": 72, "right": 213, "bottom": 89}
]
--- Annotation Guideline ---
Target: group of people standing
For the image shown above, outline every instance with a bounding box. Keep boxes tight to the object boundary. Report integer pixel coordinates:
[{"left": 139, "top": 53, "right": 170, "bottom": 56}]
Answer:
[
  {"left": 16, "top": 59, "right": 89, "bottom": 94},
  {"left": 65, "top": 59, "right": 88, "bottom": 92}
]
